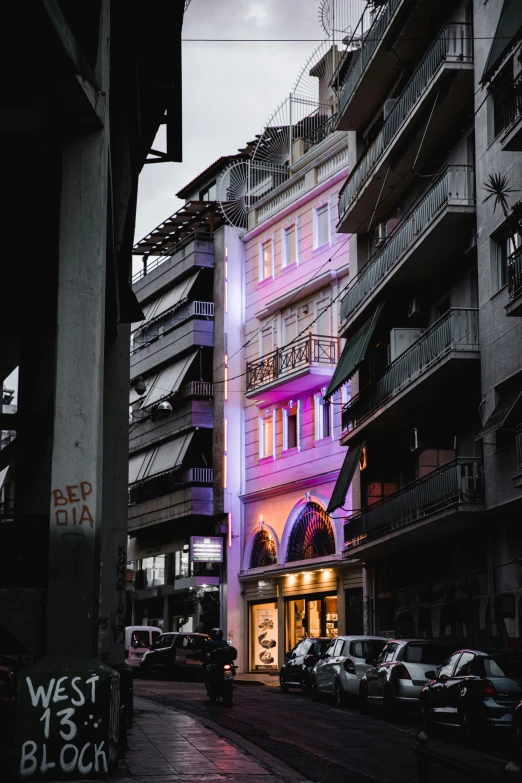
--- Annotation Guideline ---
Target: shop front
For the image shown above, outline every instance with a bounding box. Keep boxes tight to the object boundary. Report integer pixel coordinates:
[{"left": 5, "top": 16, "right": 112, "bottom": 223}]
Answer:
[{"left": 285, "top": 593, "right": 338, "bottom": 649}]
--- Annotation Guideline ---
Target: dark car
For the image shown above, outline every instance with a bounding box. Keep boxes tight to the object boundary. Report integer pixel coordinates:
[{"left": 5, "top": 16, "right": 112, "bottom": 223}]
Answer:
[
  {"left": 360, "top": 640, "right": 456, "bottom": 716},
  {"left": 420, "top": 649, "right": 522, "bottom": 737},
  {"left": 513, "top": 699, "right": 522, "bottom": 755},
  {"left": 280, "top": 637, "right": 330, "bottom": 694},
  {"left": 140, "top": 632, "right": 210, "bottom": 678}
]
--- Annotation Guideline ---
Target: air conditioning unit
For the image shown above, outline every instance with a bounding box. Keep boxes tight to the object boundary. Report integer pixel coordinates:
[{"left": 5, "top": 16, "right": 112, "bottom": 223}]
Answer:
[
  {"left": 388, "top": 328, "right": 424, "bottom": 362},
  {"left": 375, "top": 222, "right": 387, "bottom": 246},
  {"left": 383, "top": 99, "right": 398, "bottom": 120},
  {"left": 408, "top": 298, "right": 422, "bottom": 318}
]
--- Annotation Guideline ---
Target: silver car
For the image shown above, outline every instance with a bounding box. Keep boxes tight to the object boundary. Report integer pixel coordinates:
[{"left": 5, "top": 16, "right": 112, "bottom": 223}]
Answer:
[
  {"left": 360, "top": 639, "right": 456, "bottom": 716},
  {"left": 311, "top": 636, "right": 387, "bottom": 706}
]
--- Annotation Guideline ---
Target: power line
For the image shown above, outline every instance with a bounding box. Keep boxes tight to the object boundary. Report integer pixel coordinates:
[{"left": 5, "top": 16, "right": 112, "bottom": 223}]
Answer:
[{"left": 182, "top": 37, "right": 512, "bottom": 42}]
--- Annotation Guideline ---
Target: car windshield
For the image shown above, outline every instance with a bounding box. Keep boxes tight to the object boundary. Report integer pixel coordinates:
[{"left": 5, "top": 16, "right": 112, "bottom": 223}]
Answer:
[
  {"left": 404, "top": 643, "right": 454, "bottom": 665},
  {"left": 484, "top": 654, "right": 522, "bottom": 680},
  {"left": 317, "top": 640, "right": 331, "bottom": 656},
  {"left": 131, "top": 631, "right": 151, "bottom": 648},
  {"left": 351, "top": 640, "right": 386, "bottom": 659}
]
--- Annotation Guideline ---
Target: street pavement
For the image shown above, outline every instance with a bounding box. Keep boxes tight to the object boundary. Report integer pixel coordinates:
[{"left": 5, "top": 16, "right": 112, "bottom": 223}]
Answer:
[{"left": 133, "top": 677, "right": 522, "bottom": 783}]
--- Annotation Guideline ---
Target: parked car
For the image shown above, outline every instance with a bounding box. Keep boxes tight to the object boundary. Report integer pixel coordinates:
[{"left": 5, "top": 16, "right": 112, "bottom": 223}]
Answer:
[
  {"left": 125, "top": 626, "right": 162, "bottom": 670},
  {"left": 311, "top": 636, "right": 387, "bottom": 706},
  {"left": 280, "top": 638, "right": 330, "bottom": 694},
  {"left": 420, "top": 649, "right": 522, "bottom": 738},
  {"left": 360, "top": 639, "right": 456, "bottom": 716},
  {"left": 140, "top": 632, "right": 210, "bottom": 678}
]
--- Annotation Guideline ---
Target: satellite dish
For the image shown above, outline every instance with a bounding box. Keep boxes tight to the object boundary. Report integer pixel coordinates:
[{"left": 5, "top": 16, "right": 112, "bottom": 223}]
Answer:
[{"left": 216, "top": 160, "right": 250, "bottom": 229}]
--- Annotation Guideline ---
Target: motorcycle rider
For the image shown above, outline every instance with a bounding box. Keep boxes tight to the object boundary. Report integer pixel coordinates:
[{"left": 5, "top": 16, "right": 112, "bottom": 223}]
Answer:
[{"left": 203, "top": 628, "right": 229, "bottom": 657}]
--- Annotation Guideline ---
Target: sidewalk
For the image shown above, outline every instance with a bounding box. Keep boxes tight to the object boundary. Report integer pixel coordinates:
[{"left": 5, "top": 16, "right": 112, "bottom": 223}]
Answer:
[
  {"left": 234, "top": 672, "right": 279, "bottom": 687},
  {"left": 116, "top": 696, "right": 310, "bottom": 783}
]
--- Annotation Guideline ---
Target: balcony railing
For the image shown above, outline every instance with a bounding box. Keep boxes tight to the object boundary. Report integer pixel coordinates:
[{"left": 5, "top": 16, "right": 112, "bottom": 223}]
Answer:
[
  {"left": 132, "top": 231, "right": 214, "bottom": 283},
  {"left": 340, "top": 165, "right": 475, "bottom": 324},
  {"left": 345, "top": 457, "right": 484, "bottom": 548},
  {"left": 246, "top": 334, "right": 338, "bottom": 393},
  {"left": 179, "top": 381, "right": 214, "bottom": 398},
  {"left": 342, "top": 309, "right": 479, "bottom": 432},
  {"left": 304, "top": 113, "right": 338, "bottom": 151},
  {"left": 182, "top": 468, "right": 213, "bottom": 484},
  {"left": 339, "top": 23, "right": 473, "bottom": 220},
  {"left": 508, "top": 246, "right": 522, "bottom": 301},
  {"left": 0, "top": 499, "right": 14, "bottom": 522},
  {"left": 338, "top": 0, "right": 401, "bottom": 118},
  {"left": 131, "top": 300, "right": 214, "bottom": 354},
  {"left": 494, "top": 72, "right": 522, "bottom": 138}
]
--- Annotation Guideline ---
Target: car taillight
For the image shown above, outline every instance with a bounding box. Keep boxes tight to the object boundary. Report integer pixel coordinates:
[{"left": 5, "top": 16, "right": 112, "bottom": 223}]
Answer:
[
  {"left": 343, "top": 659, "right": 356, "bottom": 674},
  {"left": 482, "top": 680, "right": 496, "bottom": 696},
  {"left": 395, "top": 664, "right": 412, "bottom": 680},
  {"left": 224, "top": 664, "right": 231, "bottom": 670}
]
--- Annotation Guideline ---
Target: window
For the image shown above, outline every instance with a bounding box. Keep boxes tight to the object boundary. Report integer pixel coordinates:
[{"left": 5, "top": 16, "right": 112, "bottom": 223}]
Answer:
[
  {"left": 283, "top": 313, "right": 298, "bottom": 345},
  {"left": 496, "top": 231, "right": 521, "bottom": 290},
  {"left": 141, "top": 555, "right": 166, "bottom": 587},
  {"left": 175, "top": 549, "right": 190, "bottom": 579},
  {"left": 419, "top": 449, "right": 455, "bottom": 478},
  {"left": 350, "top": 640, "right": 386, "bottom": 660},
  {"left": 404, "top": 643, "right": 455, "bottom": 665},
  {"left": 283, "top": 403, "right": 298, "bottom": 451},
  {"left": 325, "top": 640, "right": 337, "bottom": 657},
  {"left": 454, "top": 652, "right": 475, "bottom": 677},
  {"left": 259, "top": 414, "right": 274, "bottom": 459},
  {"left": 315, "top": 296, "right": 331, "bottom": 336},
  {"left": 314, "top": 203, "right": 329, "bottom": 248},
  {"left": 299, "top": 639, "right": 313, "bottom": 656},
  {"left": 438, "top": 653, "right": 462, "bottom": 679},
  {"left": 483, "top": 653, "right": 522, "bottom": 679},
  {"left": 283, "top": 224, "right": 296, "bottom": 267},
  {"left": 314, "top": 394, "right": 332, "bottom": 440},
  {"left": 384, "top": 643, "right": 399, "bottom": 662},
  {"left": 199, "top": 181, "right": 217, "bottom": 202},
  {"left": 260, "top": 325, "right": 274, "bottom": 358},
  {"left": 260, "top": 239, "right": 273, "bottom": 280}
]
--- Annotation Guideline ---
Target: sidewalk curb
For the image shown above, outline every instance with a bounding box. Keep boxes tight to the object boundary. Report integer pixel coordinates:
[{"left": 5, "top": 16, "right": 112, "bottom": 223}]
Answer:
[{"left": 135, "top": 694, "right": 313, "bottom": 783}]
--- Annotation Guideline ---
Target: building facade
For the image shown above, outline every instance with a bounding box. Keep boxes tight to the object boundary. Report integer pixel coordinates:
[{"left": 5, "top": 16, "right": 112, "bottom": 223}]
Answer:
[{"left": 328, "top": 0, "right": 522, "bottom": 649}]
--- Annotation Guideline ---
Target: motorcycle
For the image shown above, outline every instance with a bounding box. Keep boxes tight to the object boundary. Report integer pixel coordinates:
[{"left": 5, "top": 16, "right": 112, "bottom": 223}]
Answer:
[{"left": 203, "top": 645, "right": 237, "bottom": 705}]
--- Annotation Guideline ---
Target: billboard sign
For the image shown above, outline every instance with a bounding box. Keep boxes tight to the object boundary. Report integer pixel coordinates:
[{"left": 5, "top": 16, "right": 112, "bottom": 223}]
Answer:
[{"left": 190, "top": 536, "right": 223, "bottom": 563}]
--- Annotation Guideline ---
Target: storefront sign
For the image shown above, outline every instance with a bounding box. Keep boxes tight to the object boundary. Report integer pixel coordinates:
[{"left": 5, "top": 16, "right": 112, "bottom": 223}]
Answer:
[
  {"left": 252, "top": 604, "right": 278, "bottom": 669},
  {"left": 189, "top": 536, "right": 223, "bottom": 563}
]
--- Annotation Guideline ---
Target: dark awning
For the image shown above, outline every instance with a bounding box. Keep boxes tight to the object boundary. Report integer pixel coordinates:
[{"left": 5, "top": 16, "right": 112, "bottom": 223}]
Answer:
[
  {"left": 482, "top": 0, "right": 522, "bottom": 83},
  {"left": 327, "top": 442, "right": 365, "bottom": 514},
  {"left": 475, "top": 388, "right": 522, "bottom": 440},
  {"left": 325, "top": 301, "right": 384, "bottom": 398}
]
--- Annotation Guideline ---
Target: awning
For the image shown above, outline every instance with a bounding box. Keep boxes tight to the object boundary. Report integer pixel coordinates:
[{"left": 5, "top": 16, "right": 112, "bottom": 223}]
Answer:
[
  {"left": 326, "top": 301, "right": 385, "bottom": 398},
  {"left": 128, "top": 432, "right": 194, "bottom": 485},
  {"left": 482, "top": 0, "right": 522, "bottom": 83},
  {"left": 141, "top": 353, "right": 199, "bottom": 408},
  {"left": 327, "top": 442, "right": 365, "bottom": 514},
  {"left": 475, "top": 388, "right": 522, "bottom": 440},
  {"left": 0, "top": 467, "right": 9, "bottom": 490},
  {"left": 136, "top": 271, "right": 201, "bottom": 330}
]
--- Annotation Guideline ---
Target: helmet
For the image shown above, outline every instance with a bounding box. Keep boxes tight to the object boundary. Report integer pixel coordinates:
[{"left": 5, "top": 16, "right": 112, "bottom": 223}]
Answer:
[{"left": 210, "top": 628, "right": 223, "bottom": 641}]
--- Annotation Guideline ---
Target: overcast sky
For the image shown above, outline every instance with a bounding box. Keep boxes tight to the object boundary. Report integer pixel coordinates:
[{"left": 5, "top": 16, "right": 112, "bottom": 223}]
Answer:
[{"left": 134, "top": 0, "right": 325, "bottom": 245}]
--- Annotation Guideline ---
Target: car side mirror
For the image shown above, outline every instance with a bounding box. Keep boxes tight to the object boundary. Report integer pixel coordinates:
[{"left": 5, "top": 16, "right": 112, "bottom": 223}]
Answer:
[
  {"left": 425, "top": 670, "right": 436, "bottom": 680},
  {"left": 439, "top": 674, "right": 449, "bottom": 683},
  {"left": 365, "top": 657, "right": 375, "bottom": 666},
  {"left": 285, "top": 651, "right": 292, "bottom": 661}
]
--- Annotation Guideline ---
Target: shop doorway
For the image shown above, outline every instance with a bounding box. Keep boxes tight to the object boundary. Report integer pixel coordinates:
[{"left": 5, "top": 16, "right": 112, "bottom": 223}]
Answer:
[{"left": 286, "top": 594, "right": 338, "bottom": 650}]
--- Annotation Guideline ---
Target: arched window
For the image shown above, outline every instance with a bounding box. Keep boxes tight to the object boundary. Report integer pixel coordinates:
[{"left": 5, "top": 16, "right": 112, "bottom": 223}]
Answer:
[
  {"left": 249, "top": 529, "right": 277, "bottom": 568},
  {"left": 286, "top": 502, "right": 335, "bottom": 562}
]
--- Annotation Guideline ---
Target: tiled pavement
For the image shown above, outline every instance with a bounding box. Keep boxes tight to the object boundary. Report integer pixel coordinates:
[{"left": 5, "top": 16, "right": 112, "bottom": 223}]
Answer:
[{"left": 116, "top": 697, "right": 309, "bottom": 783}]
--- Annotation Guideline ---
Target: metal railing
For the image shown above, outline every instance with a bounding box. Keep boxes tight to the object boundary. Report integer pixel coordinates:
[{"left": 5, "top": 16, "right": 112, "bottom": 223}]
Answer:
[
  {"left": 340, "top": 165, "right": 475, "bottom": 323},
  {"left": 508, "top": 245, "right": 522, "bottom": 300},
  {"left": 191, "top": 301, "right": 214, "bottom": 317},
  {"left": 179, "top": 381, "right": 214, "bottom": 398},
  {"left": 342, "top": 309, "right": 479, "bottom": 432},
  {"left": 494, "top": 72, "right": 522, "bottom": 137},
  {"left": 345, "top": 457, "right": 484, "bottom": 547},
  {"left": 339, "top": 23, "right": 473, "bottom": 220},
  {"left": 246, "top": 334, "right": 338, "bottom": 393},
  {"left": 338, "top": 0, "right": 402, "bottom": 118},
  {"left": 131, "top": 301, "right": 214, "bottom": 355},
  {"left": 0, "top": 499, "right": 14, "bottom": 522},
  {"left": 183, "top": 468, "right": 213, "bottom": 484},
  {"left": 304, "top": 113, "right": 338, "bottom": 151},
  {"left": 132, "top": 231, "right": 214, "bottom": 283}
]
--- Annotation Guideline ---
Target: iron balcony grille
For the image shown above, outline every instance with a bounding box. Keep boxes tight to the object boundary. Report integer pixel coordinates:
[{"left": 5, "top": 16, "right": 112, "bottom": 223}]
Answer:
[
  {"left": 303, "top": 113, "right": 339, "bottom": 151},
  {"left": 338, "top": 0, "right": 401, "bottom": 118},
  {"left": 132, "top": 231, "right": 214, "bottom": 283},
  {"left": 344, "top": 457, "right": 484, "bottom": 548},
  {"left": 508, "top": 246, "right": 522, "bottom": 301},
  {"left": 340, "top": 165, "right": 475, "bottom": 324},
  {"left": 342, "top": 309, "right": 479, "bottom": 432},
  {"left": 246, "top": 333, "right": 338, "bottom": 393},
  {"left": 131, "top": 301, "right": 214, "bottom": 354},
  {"left": 338, "top": 23, "right": 473, "bottom": 221},
  {"left": 494, "top": 72, "right": 522, "bottom": 138},
  {"left": 182, "top": 467, "right": 213, "bottom": 484},
  {"left": 179, "top": 381, "right": 214, "bottom": 398}
]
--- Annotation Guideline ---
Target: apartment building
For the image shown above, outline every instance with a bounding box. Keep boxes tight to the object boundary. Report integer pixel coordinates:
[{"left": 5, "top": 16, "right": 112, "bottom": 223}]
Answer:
[
  {"left": 128, "top": 156, "right": 245, "bottom": 633},
  {"left": 329, "top": 0, "right": 522, "bottom": 648}
]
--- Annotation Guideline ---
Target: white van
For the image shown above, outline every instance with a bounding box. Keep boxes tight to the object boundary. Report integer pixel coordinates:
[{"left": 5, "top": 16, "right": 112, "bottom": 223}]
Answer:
[{"left": 125, "top": 626, "right": 162, "bottom": 669}]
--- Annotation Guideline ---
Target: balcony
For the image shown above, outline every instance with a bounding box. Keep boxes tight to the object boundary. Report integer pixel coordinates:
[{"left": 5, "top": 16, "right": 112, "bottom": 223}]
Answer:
[
  {"left": 129, "top": 398, "right": 213, "bottom": 454},
  {"left": 128, "top": 469, "right": 214, "bottom": 533},
  {"left": 507, "top": 246, "right": 522, "bottom": 317},
  {"left": 133, "top": 233, "right": 214, "bottom": 300},
  {"left": 514, "top": 428, "right": 522, "bottom": 489},
  {"left": 495, "top": 73, "right": 522, "bottom": 152},
  {"left": 338, "top": 23, "right": 473, "bottom": 234},
  {"left": 245, "top": 334, "right": 338, "bottom": 405},
  {"left": 341, "top": 309, "right": 480, "bottom": 444},
  {"left": 344, "top": 458, "right": 484, "bottom": 557},
  {"left": 340, "top": 165, "right": 475, "bottom": 334}
]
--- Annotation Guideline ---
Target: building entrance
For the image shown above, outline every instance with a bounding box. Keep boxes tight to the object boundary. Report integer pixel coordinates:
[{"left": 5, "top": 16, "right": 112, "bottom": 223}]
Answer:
[{"left": 286, "top": 593, "right": 337, "bottom": 649}]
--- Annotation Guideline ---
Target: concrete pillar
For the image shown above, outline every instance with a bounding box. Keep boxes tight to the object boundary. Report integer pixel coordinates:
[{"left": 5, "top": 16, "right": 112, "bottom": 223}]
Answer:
[
  {"left": 336, "top": 574, "right": 346, "bottom": 635},
  {"left": 277, "top": 586, "right": 285, "bottom": 668}
]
